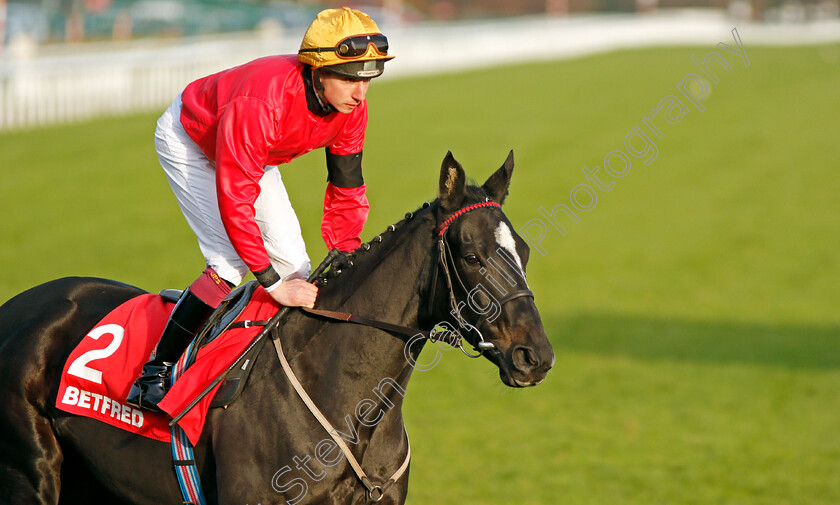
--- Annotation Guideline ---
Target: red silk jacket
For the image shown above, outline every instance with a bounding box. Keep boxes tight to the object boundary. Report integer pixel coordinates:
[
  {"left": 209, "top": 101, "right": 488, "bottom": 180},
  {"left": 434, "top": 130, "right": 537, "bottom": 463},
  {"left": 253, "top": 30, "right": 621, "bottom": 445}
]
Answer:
[{"left": 179, "top": 55, "right": 369, "bottom": 276}]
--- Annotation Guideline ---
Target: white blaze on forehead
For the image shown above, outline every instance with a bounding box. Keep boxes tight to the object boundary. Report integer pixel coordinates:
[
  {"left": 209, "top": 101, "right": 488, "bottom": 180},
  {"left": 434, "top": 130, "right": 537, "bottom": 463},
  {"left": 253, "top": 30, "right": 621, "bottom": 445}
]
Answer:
[{"left": 494, "top": 222, "right": 524, "bottom": 272}]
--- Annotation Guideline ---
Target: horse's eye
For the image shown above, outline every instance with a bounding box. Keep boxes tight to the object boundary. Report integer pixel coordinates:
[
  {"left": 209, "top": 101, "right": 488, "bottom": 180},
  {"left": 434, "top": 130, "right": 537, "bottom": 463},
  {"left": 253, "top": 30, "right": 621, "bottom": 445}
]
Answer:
[{"left": 464, "top": 254, "right": 481, "bottom": 266}]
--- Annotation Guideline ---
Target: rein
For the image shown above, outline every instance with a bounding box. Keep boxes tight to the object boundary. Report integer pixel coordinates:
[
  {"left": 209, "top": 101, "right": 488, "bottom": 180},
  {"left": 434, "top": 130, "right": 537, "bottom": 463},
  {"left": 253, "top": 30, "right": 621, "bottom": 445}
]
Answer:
[
  {"left": 299, "top": 200, "right": 535, "bottom": 378},
  {"left": 173, "top": 201, "right": 537, "bottom": 503},
  {"left": 301, "top": 201, "right": 535, "bottom": 359}
]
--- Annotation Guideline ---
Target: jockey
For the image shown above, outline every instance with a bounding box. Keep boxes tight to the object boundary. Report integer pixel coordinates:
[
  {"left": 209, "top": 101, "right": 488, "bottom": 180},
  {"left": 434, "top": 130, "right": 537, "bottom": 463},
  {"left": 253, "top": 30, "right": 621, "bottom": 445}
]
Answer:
[{"left": 127, "top": 7, "right": 394, "bottom": 412}]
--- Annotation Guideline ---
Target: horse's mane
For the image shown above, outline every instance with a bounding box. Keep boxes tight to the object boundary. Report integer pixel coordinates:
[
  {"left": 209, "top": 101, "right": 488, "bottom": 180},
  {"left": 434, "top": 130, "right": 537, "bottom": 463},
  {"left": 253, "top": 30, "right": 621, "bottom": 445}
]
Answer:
[
  {"left": 319, "top": 185, "right": 489, "bottom": 274},
  {"left": 314, "top": 184, "right": 491, "bottom": 305},
  {"left": 315, "top": 200, "right": 435, "bottom": 306}
]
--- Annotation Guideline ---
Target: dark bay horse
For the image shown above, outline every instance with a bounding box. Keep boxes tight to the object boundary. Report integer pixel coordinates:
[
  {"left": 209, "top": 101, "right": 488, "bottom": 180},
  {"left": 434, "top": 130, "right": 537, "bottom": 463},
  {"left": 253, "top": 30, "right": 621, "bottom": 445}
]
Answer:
[{"left": 0, "top": 152, "right": 554, "bottom": 504}]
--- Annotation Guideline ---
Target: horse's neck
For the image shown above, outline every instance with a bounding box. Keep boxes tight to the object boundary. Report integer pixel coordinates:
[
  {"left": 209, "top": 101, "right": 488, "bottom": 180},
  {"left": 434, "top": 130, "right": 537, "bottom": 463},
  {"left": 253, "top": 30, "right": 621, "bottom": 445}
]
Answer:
[
  {"left": 288, "top": 214, "right": 435, "bottom": 415},
  {"left": 319, "top": 211, "right": 435, "bottom": 330},
  {"left": 340, "top": 229, "right": 433, "bottom": 325},
  {"left": 215, "top": 215, "right": 434, "bottom": 494}
]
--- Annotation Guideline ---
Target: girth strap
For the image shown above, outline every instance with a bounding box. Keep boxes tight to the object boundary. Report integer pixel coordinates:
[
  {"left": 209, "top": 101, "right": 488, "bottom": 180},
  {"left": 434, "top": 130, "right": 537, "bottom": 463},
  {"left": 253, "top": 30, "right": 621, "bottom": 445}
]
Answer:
[{"left": 271, "top": 333, "right": 411, "bottom": 503}]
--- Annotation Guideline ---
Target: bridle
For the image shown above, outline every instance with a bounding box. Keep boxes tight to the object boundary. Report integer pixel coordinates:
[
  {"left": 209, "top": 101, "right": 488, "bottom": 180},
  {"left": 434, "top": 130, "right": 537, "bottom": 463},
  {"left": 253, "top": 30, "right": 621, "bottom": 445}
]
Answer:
[
  {"left": 428, "top": 200, "right": 535, "bottom": 360},
  {"left": 302, "top": 200, "right": 535, "bottom": 364}
]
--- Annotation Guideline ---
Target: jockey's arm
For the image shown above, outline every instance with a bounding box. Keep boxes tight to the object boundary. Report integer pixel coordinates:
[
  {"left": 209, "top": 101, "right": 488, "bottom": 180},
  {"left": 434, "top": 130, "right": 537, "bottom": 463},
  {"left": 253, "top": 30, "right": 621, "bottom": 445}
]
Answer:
[
  {"left": 322, "top": 148, "right": 370, "bottom": 253},
  {"left": 213, "top": 99, "right": 319, "bottom": 308}
]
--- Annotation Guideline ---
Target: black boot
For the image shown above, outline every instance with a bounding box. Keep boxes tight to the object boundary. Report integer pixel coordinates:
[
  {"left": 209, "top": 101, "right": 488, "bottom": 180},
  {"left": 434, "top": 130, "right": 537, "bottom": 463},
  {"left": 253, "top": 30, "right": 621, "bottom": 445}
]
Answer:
[{"left": 126, "top": 288, "right": 215, "bottom": 412}]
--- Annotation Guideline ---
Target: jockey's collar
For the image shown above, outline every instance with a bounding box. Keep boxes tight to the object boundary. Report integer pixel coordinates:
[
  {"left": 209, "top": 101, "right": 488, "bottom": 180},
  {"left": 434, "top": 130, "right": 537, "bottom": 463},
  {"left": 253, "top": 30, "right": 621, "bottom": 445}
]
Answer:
[{"left": 302, "top": 66, "right": 335, "bottom": 117}]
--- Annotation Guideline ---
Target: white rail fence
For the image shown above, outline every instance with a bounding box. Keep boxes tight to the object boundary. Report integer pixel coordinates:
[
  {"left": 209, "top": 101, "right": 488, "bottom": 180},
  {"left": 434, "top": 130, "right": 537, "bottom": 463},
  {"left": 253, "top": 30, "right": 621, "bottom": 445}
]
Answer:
[
  {"left": 1, "top": 11, "right": 838, "bottom": 131},
  {"left": 0, "top": 34, "right": 299, "bottom": 129}
]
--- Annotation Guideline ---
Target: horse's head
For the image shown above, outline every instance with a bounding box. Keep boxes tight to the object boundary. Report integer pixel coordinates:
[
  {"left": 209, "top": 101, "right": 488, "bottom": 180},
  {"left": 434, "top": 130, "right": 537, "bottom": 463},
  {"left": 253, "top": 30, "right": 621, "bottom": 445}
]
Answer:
[{"left": 428, "top": 151, "right": 555, "bottom": 387}]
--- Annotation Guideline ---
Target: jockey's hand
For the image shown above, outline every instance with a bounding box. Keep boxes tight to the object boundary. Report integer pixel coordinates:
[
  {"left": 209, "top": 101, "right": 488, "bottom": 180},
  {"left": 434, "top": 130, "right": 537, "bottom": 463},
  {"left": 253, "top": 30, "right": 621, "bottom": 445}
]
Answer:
[{"left": 268, "top": 279, "right": 318, "bottom": 308}]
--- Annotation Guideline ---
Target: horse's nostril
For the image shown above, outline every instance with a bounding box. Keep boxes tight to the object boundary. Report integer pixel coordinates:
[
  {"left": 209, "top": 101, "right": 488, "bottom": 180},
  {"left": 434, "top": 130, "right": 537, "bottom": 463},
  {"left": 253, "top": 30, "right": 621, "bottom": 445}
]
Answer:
[{"left": 512, "top": 346, "right": 539, "bottom": 372}]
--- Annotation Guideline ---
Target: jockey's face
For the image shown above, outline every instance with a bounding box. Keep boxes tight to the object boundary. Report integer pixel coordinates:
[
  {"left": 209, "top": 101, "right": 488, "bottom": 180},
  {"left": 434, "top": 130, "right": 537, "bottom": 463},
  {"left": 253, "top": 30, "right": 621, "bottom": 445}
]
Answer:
[{"left": 321, "top": 72, "right": 370, "bottom": 114}]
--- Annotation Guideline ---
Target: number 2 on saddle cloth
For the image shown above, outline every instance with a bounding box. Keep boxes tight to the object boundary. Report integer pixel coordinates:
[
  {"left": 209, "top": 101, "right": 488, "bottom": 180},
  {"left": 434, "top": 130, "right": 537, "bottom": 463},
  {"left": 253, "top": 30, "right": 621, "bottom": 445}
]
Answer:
[{"left": 55, "top": 282, "right": 277, "bottom": 445}]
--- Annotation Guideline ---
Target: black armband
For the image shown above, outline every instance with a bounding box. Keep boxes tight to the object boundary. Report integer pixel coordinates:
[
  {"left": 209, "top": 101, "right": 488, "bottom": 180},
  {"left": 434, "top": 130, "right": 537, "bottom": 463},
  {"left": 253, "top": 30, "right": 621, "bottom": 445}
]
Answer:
[
  {"left": 253, "top": 265, "right": 281, "bottom": 290},
  {"left": 326, "top": 148, "right": 364, "bottom": 188}
]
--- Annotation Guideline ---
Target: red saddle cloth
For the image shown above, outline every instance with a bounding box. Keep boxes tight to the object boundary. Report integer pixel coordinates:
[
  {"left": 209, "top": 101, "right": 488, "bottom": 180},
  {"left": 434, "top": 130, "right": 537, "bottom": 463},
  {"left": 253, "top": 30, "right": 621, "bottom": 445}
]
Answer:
[{"left": 55, "top": 286, "right": 278, "bottom": 445}]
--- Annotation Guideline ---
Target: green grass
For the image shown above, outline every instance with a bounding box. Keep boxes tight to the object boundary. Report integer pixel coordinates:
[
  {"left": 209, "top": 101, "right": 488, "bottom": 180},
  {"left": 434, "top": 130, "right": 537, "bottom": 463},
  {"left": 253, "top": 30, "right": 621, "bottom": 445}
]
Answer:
[{"left": 1, "top": 43, "right": 839, "bottom": 504}]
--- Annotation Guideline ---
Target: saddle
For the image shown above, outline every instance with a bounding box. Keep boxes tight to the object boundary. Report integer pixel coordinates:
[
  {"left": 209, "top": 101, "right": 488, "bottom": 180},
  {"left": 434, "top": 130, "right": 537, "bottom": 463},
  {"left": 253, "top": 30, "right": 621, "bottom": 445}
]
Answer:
[{"left": 161, "top": 281, "right": 268, "bottom": 409}]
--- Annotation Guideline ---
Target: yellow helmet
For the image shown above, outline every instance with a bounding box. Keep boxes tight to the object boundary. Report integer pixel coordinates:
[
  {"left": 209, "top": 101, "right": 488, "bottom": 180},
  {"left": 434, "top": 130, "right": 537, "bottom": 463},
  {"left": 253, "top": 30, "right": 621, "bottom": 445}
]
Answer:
[{"left": 298, "top": 7, "right": 394, "bottom": 79}]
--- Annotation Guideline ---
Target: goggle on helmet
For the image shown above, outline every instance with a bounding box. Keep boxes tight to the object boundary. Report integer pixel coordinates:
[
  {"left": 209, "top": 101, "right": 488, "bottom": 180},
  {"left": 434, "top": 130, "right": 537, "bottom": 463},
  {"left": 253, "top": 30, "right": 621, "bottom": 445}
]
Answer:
[{"left": 298, "top": 8, "right": 395, "bottom": 79}]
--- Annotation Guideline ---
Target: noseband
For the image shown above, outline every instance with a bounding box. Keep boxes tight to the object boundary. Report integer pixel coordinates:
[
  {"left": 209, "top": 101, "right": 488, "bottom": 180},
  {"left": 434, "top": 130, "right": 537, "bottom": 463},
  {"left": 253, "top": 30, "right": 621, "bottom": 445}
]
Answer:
[{"left": 430, "top": 200, "right": 535, "bottom": 359}]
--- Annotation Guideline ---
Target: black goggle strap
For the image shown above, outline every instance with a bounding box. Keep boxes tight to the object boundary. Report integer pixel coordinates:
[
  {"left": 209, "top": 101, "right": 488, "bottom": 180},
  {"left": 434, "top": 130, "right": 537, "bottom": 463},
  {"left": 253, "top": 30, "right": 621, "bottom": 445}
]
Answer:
[{"left": 300, "top": 34, "right": 388, "bottom": 57}]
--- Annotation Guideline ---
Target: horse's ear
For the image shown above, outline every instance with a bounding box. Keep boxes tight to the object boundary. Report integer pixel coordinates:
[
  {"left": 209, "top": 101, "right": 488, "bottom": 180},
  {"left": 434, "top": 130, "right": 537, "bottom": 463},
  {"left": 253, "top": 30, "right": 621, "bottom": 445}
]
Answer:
[
  {"left": 439, "top": 151, "right": 466, "bottom": 212},
  {"left": 482, "top": 150, "right": 515, "bottom": 205}
]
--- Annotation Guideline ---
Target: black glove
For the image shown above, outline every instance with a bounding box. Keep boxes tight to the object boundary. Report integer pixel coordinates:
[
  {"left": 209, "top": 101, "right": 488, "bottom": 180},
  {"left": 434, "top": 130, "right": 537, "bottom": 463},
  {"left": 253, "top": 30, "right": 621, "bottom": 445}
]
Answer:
[{"left": 329, "top": 249, "right": 355, "bottom": 276}]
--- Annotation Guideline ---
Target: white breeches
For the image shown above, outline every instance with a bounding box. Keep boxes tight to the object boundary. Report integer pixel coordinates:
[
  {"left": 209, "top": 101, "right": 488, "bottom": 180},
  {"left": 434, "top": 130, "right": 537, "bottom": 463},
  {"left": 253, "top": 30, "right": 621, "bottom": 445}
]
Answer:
[{"left": 154, "top": 95, "right": 311, "bottom": 286}]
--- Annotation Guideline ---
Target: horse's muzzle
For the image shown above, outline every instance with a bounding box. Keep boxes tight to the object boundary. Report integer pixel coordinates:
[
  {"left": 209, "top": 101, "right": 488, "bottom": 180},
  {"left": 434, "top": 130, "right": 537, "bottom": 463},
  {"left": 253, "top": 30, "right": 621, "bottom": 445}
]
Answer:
[{"left": 495, "top": 339, "right": 555, "bottom": 388}]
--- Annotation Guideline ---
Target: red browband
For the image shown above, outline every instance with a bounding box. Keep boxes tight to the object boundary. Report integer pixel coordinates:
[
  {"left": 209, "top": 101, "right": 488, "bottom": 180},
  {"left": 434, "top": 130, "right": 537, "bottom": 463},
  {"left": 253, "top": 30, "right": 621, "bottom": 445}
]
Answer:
[{"left": 437, "top": 201, "right": 502, "bottom": 235}]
